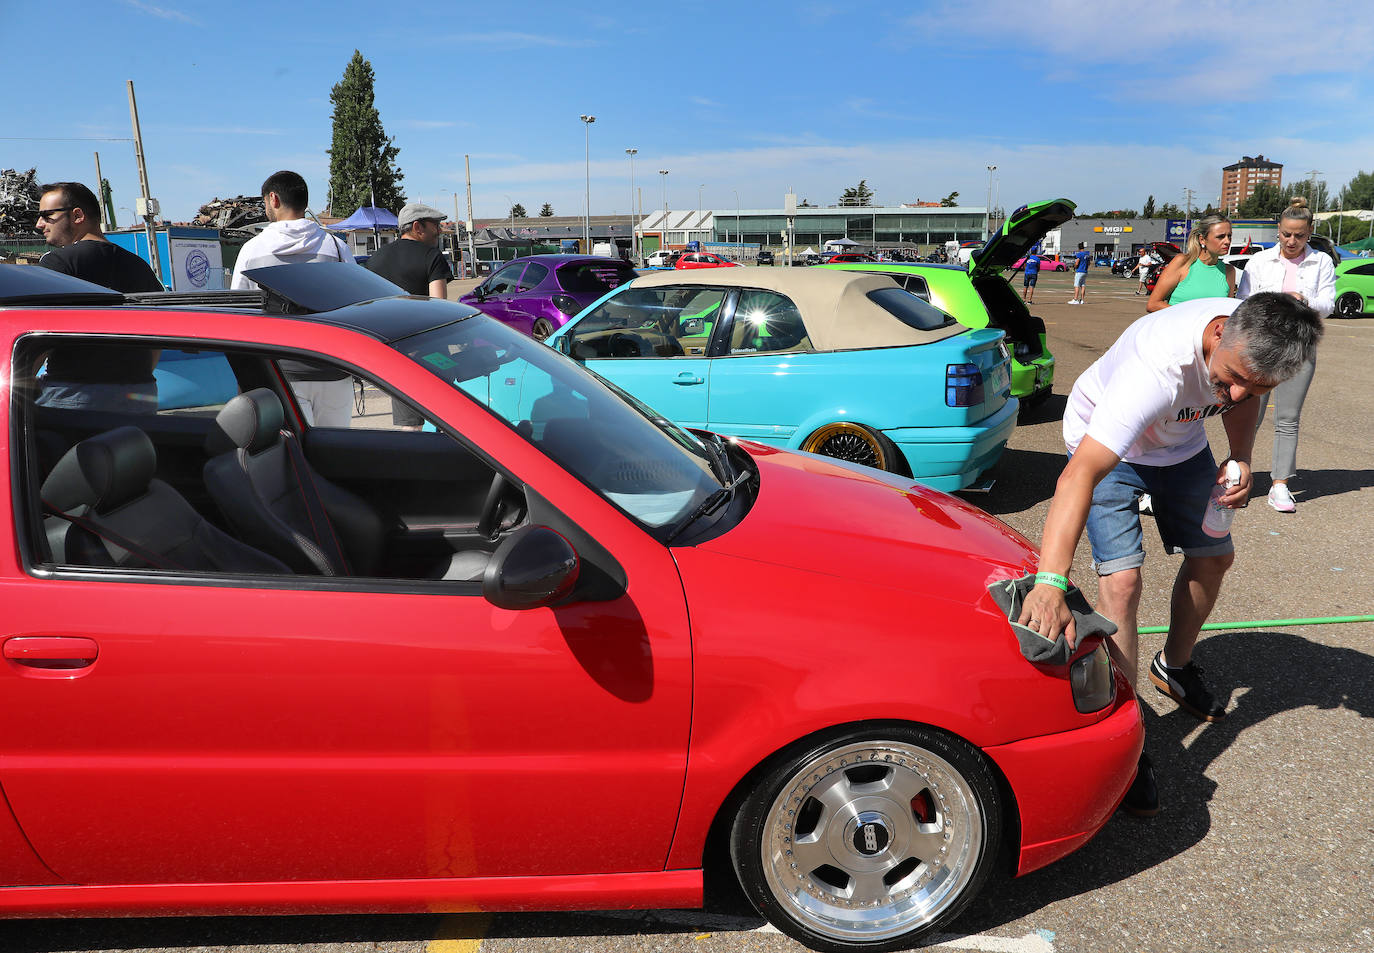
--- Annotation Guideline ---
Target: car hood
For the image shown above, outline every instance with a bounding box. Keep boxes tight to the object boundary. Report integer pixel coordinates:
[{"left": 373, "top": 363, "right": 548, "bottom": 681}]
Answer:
[
  {"left": 968, "top": 198, "right": 1077, "bottom": 278},
  {"left": 694, "top": 441, "right": 1039, "bottom": 598}
]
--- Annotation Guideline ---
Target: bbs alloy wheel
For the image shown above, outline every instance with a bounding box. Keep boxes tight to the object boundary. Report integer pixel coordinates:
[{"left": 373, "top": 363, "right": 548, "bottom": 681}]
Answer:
[
  {"left": 731, "top": 726, "right": 1001, "bottom": 952},
  {"left": 1335, "top": 291, "right": 1364, "bottom": 318},
  {"left": 531, "top": 318, "right": 557, "bottom": 342},
  {"left": 802, "top": 423, "right": 891, "bottom": 472}
]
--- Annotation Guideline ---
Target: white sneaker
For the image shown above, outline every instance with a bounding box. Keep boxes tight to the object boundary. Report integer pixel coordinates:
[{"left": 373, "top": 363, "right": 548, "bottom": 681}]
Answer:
[
  {"left": 1267, "top": 484, "right": 1297, "bottom": 513},
  {"left": 1138, "top": 493, "right": 1153, "bottom": 514}
]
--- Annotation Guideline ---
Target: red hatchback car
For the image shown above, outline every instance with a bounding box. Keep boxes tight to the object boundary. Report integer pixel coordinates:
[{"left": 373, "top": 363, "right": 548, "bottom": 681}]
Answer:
[
  {"left": 0, "top": 263, "right": 1140, "bottom": 951},
  {"left": 673, "top": 251, "right": 741, "bottom": 270}
]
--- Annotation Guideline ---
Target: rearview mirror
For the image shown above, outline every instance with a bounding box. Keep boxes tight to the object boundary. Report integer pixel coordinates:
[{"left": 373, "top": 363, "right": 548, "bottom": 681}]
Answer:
[{"left": 482, "top": 525, "right": 579, "bottom": 610}]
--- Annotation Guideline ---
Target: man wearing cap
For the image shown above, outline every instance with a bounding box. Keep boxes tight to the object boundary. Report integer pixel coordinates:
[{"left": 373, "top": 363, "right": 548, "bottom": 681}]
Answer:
[{"left": 364, "top": 202, "right": 454, "bottom": 429}]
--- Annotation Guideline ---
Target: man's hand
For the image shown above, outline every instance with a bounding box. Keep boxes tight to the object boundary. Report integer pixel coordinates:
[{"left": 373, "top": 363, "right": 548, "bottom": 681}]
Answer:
[
  {"left": 1017, "top": 583, "right": 1079, "bottom": 649},
  {"left": 1218, "top": 457, "right": 1252, "bottom": 507}
]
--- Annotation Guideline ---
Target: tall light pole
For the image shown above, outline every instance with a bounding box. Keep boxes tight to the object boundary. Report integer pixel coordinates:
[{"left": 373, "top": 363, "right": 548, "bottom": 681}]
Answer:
[
  {"left": 732, "top": 189, "right": 740, "bottom": 247},
  {"left": 1305, "top": 169, "right": 1323, "bottom": 212},
  {"left": 659, "top": 169, "right": 669, "bottom": 249},
  {"left": 625, "top": 148, "right": 638, "bottom": 262},
  {"left": 985, "top": 165, "right": 997, "bottom": 239},
  {"left": 579, "top": 115, "right": 595, "bottom": 251}
]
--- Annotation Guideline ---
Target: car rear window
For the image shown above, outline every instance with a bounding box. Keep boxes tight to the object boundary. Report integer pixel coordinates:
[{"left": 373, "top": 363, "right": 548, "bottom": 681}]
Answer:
[
  {"left": 558, "top": 260, "right": 638, "bottom": 294},
  {"left": 865, "top": 288, "right": 955, "bottom": 331}
]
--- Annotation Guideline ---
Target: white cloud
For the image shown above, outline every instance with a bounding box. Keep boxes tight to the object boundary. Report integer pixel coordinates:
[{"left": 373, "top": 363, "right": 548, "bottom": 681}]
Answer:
[{"left": 122, "top": 0, "right": 197, "bottom": 24}]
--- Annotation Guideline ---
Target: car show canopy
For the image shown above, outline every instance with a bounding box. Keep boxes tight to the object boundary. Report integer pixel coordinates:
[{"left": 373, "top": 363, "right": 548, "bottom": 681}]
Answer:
[{"left": 330, "top": 205, "right": 398, "bottom": 231}]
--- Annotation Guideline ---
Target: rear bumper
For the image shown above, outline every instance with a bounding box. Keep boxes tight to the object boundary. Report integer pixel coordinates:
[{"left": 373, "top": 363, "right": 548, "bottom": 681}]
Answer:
[
  {"left": 884, "top": 396, "right": 1019, "bottom": 491},
  {"left": 1011, "top": 356, "right": 1054, "bottom": 401},
  {"left": 983, "top": 669, "right": 1144, "bottom": 876}
]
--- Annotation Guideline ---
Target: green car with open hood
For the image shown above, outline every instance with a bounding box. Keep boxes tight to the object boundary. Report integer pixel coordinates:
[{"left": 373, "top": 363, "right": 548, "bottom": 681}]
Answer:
[{"left": 825, "top": 197, "right": 1077, "bottom": 408}]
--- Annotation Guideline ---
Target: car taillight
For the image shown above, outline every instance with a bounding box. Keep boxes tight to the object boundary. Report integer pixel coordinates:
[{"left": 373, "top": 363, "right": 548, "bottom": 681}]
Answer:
[
  {"left": 946, "top": 363, "right": 985, "bottom": 407},
  {"left": 551, "top": 294, "right": 580, "bottom": 315}
]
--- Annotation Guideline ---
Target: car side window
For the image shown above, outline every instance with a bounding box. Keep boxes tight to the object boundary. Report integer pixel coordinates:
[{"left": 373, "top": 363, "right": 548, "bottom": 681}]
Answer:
[
  {"left": 486, "top": 263, "right": 526, "bottom": 294},
  {"left": 566, "top": 286, "right": 729, "bottom": 358},
  {"left": 728, "top": 290, "right": 811, "bottom": 354},
  {"left": 892, "top": 274, "right": 931, "bottom": 300},
  {"left": 1352, "top": 263, "right": 1374, "bottom": 277},
  {"left": 517, "top": 263, "right": 549, "bottom": 291}
]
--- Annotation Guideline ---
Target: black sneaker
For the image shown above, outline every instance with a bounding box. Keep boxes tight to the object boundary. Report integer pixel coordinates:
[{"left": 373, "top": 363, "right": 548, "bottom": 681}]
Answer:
[
  {"left": 1121, "top": 752, "right": 1159, "bottom": 817},
  {"left": 1149, "top": 651, "right": 1227, "bottom": 722}
]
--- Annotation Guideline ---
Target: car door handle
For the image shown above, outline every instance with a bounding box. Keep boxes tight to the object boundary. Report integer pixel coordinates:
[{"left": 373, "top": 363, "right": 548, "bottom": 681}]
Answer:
[
  {"left": 673, "top": 374, "right": 705, "bottom": 385},
  {"left": 3, "top": 636, "right": 99, "bottom": 668}
]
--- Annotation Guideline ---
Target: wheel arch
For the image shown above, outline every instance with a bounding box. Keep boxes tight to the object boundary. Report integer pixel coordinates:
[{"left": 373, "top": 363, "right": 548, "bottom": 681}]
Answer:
[{"left": 789, "top": 412, "right": 913, "bottom": 477}]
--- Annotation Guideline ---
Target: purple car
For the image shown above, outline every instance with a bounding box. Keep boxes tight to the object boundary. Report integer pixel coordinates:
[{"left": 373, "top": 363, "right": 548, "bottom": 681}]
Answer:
[{"left": 460, "top": 255, "right": 639, "bottom": 341}]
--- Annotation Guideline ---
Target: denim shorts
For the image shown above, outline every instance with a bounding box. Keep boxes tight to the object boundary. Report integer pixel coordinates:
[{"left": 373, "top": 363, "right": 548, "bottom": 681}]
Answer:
[
  {"left": 1073, "top": 272, "right": 1087, "bottom": 287},
  {"left": 1083, "top": 447, "right": 1234, "bottom": 575},
  {"left": 1023, "top": 274, "right": 1038, "bottom": 287}
]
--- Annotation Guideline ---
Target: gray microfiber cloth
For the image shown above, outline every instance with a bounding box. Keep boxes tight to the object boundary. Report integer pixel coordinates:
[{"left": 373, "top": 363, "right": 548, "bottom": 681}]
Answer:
[{"left": 988, "top": 573, "right": 1118, "bottom": 665}]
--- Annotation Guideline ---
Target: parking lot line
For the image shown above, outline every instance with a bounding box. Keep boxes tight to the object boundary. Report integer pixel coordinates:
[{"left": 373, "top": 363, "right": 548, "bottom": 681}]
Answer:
[{"left": 426, "top": 913, "right": 491, "bottom": 953}]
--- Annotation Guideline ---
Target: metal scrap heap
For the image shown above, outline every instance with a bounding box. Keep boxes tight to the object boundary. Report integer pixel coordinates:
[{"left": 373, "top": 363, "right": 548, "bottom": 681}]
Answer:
[
  {"left": 192, "top": 195, "right": 267, "bottom": 230},
  {"left": 0, "top": 168, "right": 42, "bottom": 235}
]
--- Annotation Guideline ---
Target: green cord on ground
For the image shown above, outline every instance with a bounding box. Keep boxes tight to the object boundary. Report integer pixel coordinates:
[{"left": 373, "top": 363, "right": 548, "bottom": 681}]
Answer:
[{"left": 1138, "top": 614, "right": 1374, "bottom": 635}]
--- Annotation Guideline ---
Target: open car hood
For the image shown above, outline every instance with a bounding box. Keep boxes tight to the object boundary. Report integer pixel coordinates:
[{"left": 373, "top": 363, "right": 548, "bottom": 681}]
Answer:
[{"left": 968, "top": 198, "right": 1077, "bottom": 278}]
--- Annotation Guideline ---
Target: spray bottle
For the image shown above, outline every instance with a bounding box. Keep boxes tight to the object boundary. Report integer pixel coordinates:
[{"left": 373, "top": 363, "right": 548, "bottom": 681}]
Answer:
[{"left": 1202, "top": 460, "right": 1243, "bottom": 538}]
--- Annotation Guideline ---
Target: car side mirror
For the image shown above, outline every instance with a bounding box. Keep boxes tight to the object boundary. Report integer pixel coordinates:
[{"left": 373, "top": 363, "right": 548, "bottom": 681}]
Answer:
[
  {"left": 554, "top": 335, "right": 571, "bottom": 356},
  {"left": 681, "top": 317, "right": 704, "bottom": 335},
  {"left": 482, "top": 525, "right": 579, "bottom": 610}
]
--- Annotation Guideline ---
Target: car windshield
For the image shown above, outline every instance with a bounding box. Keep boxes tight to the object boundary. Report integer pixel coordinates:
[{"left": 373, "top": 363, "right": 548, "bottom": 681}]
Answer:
[{"left": 394, "top": 317, "right": 721, "bottom": 533}]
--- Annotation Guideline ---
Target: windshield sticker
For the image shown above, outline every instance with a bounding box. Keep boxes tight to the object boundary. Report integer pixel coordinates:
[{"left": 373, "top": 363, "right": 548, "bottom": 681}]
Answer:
[{"left": 421, "top": 352, "right": 459, "bottom": 370}]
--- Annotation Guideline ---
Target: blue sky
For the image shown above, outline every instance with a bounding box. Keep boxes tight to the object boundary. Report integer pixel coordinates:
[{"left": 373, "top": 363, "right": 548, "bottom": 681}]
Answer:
[{"left": 6, "top": 0, "right": 1372, "bottom": 227}]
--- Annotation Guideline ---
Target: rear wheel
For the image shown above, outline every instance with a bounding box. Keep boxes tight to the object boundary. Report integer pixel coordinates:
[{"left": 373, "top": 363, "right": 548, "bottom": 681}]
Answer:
[
  {"left": 801, "top": 423, "right": 901, "bottom": 473},
  {"left": 531, "top": 317, "right": 557, "bottom": 341},
  {"left": 1335, "top": 291, "right": 1364, "bottom": 318},
  {"left": 730, "top": 725, "right": 1002, "bottom": 953}
]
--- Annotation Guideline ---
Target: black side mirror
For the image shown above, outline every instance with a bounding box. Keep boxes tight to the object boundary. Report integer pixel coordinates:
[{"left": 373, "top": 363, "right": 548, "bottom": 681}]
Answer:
[{"left": 482, "top": 525, "right": 579, "bottom": 610}]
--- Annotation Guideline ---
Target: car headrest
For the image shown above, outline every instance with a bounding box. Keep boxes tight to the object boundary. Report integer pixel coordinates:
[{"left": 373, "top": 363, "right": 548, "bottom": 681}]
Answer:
[
  {"left": 42, "top": 426, "right": 157, "bottom": 514},
  {"left": 207, "top": 388, "right": 285, "bottom": 456}
]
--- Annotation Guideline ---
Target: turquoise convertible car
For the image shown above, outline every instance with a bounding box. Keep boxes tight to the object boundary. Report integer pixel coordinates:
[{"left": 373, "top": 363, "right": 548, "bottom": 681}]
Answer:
[{"left": 548, "top": 268, "right": 1017, "bottom": 490}]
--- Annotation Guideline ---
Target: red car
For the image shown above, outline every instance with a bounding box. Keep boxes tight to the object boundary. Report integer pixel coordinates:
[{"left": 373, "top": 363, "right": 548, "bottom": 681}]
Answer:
[
  {"left": 673, "top": 251, "right": 741, "bottom": 269},
  {"left": 0, "top": 263, "right": 1140, "bottom": 951},
  {"left": 827, "top": 252, "right": 878, "bottom": 263}
]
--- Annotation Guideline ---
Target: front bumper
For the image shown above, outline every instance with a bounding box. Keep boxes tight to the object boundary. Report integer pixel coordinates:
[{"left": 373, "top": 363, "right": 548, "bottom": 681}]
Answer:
[{"left": 983, "top": 668, "right": 1144, "bottom": 876}]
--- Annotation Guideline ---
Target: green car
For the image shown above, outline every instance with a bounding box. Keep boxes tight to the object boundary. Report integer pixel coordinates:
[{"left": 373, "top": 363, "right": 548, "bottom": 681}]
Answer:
[
  {"left": 1334, "top": 257, "right": 1374, "bottom": 317},
  {"left": 824, "top": 197, "right": 1076, "bottom": 408}
]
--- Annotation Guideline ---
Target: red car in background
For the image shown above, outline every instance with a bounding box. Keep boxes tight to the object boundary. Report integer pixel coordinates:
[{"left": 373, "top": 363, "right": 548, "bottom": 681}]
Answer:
[
  {"left": 827, "top": 252, "right": 878, "bottom": 263},
  {"left": 673, "top": 251, "right": 741, "bottom": 269},
  {"left": 0, "top": 262, "right": 1141, "bottom": 952}
]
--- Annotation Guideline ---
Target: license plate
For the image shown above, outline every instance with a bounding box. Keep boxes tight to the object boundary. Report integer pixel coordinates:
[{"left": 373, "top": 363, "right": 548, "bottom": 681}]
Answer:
[{"left": 988, "top": 363, "right": 1009, "bottom": 394}]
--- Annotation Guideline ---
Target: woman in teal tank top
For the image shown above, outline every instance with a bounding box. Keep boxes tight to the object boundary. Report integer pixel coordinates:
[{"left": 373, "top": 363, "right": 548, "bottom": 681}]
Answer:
[{"left": 1146, "top": 214, "right": 1238, "bottom": 310}]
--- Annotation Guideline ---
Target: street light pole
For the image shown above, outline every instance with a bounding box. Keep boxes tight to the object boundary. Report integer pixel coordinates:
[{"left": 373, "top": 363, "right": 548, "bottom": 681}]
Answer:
[
  {"left": 659, "top": 169, "right": 669, "bottom": 250},
  {"left": 985, "top": 165, "right": 997, "bottom": 238},
  {"left": 625, "top": 148, "right": 638, "bottom": 263},
  {"left": 580, "top": 115, "right": 596, "bottom": 251},
  {"left": 1305, "top": 169, "right": 1323, "bottom": 212},
  {"left": 732, "top": 189, "right": 740, "bottom": 248}
]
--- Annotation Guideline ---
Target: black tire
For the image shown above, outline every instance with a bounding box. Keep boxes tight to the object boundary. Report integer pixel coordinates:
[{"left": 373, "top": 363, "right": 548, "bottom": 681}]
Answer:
[
  {"left": 730, "top": 724, "right": 1002, "bottom": 953},
  {"left": 1335, "top": 291, "right": 1364, "bottom": 318},
  {"left": 801, "top": 423, "right": 905, "bottom": 474},
  {"left": 531, "top": 318, "right": 557, "bottom": 342}
]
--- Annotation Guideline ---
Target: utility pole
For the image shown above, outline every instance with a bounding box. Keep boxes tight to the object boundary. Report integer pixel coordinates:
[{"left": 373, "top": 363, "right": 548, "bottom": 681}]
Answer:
[
  {"left": 464, "top": 154, "right": 476, "bottom": 278},
  {"left": 1305, "top": 169, "right": 1323, "bottom": 211},
  {"left": 127, "top": 80, "right": 163, "bottom": 284},
  {"left": 625, "top": 148, "right": 638, "bottom": 263},
  {"left": 92, "top": 151, "right": 115, "bottom": 227}
]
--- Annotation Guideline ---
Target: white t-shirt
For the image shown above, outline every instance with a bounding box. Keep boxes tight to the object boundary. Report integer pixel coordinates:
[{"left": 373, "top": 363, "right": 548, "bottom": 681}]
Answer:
[{"left": 1063, "top": 297, "right": 1240, "bottom": 466}]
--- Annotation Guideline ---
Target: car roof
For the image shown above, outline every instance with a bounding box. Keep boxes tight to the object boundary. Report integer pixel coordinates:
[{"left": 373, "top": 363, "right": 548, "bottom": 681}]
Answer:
[{"left": 627, "top": 267, "right": 964, "bottom": 350}]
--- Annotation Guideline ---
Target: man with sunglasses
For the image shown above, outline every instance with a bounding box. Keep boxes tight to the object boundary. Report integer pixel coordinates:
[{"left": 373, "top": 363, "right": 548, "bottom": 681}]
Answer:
[
  {"left": 34, "top": 182, "right": 164, "bottom": 412},
  {"left": 36, "top": 181, "right": 162, "bottom": 293}
]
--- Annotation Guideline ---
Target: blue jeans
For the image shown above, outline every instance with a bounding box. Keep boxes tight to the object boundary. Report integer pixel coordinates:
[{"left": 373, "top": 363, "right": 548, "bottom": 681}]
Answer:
[
  {"left": 37, "top": 380, "right": 158, "bottom": 414},
  {"left": 1084, "top": 448, "right": 1234, "bottom": 575}
]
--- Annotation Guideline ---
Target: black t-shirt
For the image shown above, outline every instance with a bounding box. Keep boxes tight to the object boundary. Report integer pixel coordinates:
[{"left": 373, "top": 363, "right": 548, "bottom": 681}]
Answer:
[
  {"left": 38, "top": 239, "right": 164, "bottom": 293},
  {"left": 364, "top": 238, "right": 453, "bottom": 296}
]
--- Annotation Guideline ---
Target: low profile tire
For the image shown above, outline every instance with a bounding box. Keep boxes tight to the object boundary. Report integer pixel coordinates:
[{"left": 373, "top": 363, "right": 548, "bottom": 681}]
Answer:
[
  {"left": 1335, "top": 291, "right": 1364, "bottom": 318},
  {"left": 730, "top": 725, "right": 1002, "bottom": 953},
  {"left": 531, "top": 318, "right": 557, "bottom": 342},
  {"left": 802, "top": 423, "right": 900, "bottom": 473}
]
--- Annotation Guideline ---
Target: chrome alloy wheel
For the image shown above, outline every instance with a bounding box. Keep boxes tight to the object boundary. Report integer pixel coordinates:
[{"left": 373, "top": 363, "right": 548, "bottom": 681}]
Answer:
[
  {"left": 1335, "top": 291, "right": 1364, "bottom": 318},
  {"left": 759, "top": 739, "right": 985, "bottom": 945}
]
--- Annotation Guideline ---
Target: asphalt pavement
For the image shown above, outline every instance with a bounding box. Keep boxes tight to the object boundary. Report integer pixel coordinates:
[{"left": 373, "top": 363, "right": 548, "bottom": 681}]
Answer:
[{"left": 5, "top": 269, "right": 1370, "bottom": 953}]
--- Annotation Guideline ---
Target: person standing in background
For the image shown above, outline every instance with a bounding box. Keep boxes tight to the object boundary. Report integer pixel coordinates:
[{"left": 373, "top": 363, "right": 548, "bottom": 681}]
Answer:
[
  {"left": 1069, "top": 242, "right": 1091, "bottom": 304},
  {"left": 1147, "top": 215, "right": 1237, "bottom": 311},
  {"left": 1236, "top": 197, "right": 1334, "bottom": 513},
  {"left": 1021, "top": 247, "right": 1041, "bottom": 304}
]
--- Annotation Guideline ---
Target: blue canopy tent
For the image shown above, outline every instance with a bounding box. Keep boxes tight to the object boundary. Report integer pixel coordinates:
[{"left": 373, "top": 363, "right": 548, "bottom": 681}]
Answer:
[{"left": 329, "top": 205, "right": 398, "bottom": 231}]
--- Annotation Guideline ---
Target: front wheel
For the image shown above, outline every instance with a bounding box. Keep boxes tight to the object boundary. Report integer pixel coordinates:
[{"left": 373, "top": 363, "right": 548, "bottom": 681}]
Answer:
[
  {"left": 730, "top": 725, "right": 1002, "bottom": 953},
  {"left": 531, "top": 317, "right": 557, "bottom": 342},
  {"left": 1335, "top": 291, "right": 1364, "bottom": 318}
]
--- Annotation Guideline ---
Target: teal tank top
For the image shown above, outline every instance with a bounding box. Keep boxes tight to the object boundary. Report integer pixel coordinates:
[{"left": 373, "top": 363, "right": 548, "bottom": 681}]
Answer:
[{"left": 1169, "top": 259, "right": 1229, "bottom": 304}]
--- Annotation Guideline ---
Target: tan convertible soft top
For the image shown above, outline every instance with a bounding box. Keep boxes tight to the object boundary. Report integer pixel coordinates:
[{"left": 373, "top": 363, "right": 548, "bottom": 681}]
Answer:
[{"left": 629, "top": 267, "right": 965, "bottom": 351}]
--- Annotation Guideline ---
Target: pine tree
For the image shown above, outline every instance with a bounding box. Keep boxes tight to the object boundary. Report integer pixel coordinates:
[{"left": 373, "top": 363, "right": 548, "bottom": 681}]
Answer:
[
  {"left": 539, "top": 203, "right": 554, "bottom": 217},
  {"left": 326, "top": 51, "right": 405, "bottom": 215},
  {"left": 1142, "top": 195, "right": 1156, "bottom": 218},
  {"left": 839, "top": 180, "right": 874, "bottom": 207},
  {"left": 510, "top": 203, "right": 527, "bottom": 219}
]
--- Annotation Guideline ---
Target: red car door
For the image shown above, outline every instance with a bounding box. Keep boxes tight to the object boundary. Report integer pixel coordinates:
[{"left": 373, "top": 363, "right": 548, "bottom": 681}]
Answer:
[{"left": 0, "top": 321, "right": 694, "bottom": 888}]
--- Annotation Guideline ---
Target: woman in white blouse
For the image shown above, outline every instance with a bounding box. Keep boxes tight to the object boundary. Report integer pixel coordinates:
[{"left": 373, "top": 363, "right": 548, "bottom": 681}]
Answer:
[{"left": 1236, "top": 197, "right": 1334, "bottom": 513}]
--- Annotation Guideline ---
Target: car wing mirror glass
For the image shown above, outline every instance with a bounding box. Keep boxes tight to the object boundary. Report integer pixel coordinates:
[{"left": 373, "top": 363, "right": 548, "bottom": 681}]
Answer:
[{"left": 482, "top": 525, "right": 579, "bottom": 610}]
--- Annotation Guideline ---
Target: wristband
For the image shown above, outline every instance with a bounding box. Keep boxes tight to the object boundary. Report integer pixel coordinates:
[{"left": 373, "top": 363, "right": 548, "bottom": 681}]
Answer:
[{"left": 1035, "top": 571, "right": 1069, "bottom": 591}]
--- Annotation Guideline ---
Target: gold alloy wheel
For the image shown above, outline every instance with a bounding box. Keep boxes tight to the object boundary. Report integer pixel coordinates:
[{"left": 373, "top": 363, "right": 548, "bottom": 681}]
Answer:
[{"left": 802, "top": 423, "right": 888, "bottom": 471}]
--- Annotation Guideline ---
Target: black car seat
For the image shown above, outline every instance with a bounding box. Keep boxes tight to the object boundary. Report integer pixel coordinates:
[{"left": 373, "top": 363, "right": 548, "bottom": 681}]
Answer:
[
  {"left": 41, "top": 426, "right": 288, "bottom": 573},
  {"left": 203, "top": 389, "right": 490, "bottom": 581}
]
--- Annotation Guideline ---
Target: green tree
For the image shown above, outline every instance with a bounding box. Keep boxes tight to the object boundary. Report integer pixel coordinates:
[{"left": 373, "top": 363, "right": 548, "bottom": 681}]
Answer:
[
  {"left": 940, "top": 191, "right": 959, "bottom": 207},
  {"left": 1281, "top": 179, "right": 1329, "bottom": 211},
  {"left": 326, "top": 50, "right": 405, "bottom": 215},
  {"left": 1339, "top": 171, "right": 1374, "bottom": 210},
  {"left": 509, "top": 203, "right": 527, "bottom": 219},
  {"left": 1238, "top": 181, "right": 1284, "bottom": 217},
  {"left": 1157, "top": 202, "right": 1183, "bottom": 219},
  {"left": 839, "top": 180, "right": 874, "bottom": 207},
  {"left": 1142, "top": 195, "right": 1156, "bottom": 218},
  {"left": 539, "top": 203, "right": 554, "bottom": 217}
]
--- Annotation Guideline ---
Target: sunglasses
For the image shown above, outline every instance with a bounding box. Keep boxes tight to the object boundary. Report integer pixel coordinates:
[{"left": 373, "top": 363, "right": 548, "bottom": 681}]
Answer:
[{"left": 37, "top": 207, "right": 75, "bottom": 222}]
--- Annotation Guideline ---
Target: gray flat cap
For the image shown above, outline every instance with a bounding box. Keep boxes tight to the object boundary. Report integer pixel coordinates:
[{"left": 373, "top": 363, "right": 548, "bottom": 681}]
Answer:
[{"left": 398, "top": 202, "right": 447, "bottom": 229}]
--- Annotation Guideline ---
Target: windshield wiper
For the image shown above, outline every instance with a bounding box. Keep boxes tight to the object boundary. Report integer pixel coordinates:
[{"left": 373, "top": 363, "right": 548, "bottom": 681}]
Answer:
[
  {"left": 665, "top": 469, "right": 754, "bottom": 544},
  {"left": 698, "top": 431, "right": 732, "bottom": 483}
]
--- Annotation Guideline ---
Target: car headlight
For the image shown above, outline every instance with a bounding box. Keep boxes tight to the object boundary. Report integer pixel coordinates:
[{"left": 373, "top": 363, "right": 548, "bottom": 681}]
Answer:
[{"left": 1069, "top": 642, "right": 1115, "bottom": 713}]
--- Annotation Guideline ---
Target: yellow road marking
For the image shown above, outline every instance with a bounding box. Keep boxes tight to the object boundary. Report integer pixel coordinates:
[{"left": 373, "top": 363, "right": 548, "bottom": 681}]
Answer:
[{"left": 426, "top": 913, "right": 491, "bottom": 953}]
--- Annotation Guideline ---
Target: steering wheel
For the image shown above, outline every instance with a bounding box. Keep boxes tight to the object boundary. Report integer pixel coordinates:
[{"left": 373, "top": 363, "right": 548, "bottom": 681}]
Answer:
[
  {"left": 608, "top": 332, "right": 642, "bottom": 358},
  {"left": 477, "top": 472, "right": 509, "bottom": 540}
]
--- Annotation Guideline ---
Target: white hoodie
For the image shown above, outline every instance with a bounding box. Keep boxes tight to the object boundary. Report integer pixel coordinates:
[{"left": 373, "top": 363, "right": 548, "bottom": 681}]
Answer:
[{"left": 230, "top": 219, "right": 355, "bottom": 290}]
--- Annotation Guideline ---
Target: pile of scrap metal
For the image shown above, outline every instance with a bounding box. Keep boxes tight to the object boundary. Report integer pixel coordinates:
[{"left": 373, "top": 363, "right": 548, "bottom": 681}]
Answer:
[
  {"left": 0, "top": 168, "right": 42, "bottom": 235},
  {"left": 192, "top": 194, "right": 266, "bottom": 230}
]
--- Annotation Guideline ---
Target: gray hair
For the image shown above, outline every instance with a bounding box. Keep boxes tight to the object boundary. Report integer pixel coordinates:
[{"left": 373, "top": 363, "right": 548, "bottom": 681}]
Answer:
[{"left": 1221, "top": 292, "right": 1323, "bottom": 382}]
